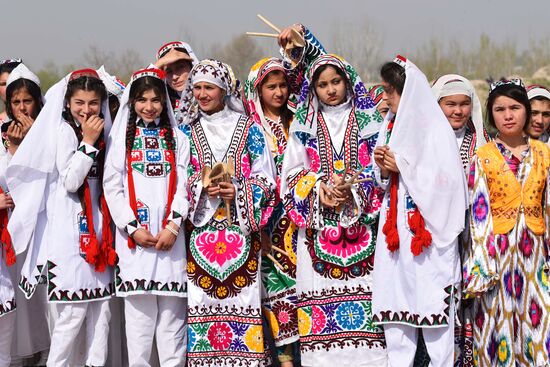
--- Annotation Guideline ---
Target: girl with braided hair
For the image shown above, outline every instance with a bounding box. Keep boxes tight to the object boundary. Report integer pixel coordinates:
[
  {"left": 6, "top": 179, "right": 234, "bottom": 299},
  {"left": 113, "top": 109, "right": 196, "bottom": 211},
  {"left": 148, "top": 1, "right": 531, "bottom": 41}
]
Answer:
[{"left": 103, "top": 67, "right": 190, "bottom": 366}]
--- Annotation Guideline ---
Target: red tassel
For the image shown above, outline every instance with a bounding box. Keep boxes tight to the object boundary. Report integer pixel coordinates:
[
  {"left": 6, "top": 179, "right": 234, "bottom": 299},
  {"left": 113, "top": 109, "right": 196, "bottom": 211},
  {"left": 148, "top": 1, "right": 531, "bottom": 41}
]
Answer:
[
  {"left": 0, "top": 187, "right": 15, "bottom": 266},
  {"left": 408, "top": 207, "right": 432, "bottom": 256},
  {"left": 100, "top": 197, "right": 116, "bottom": 267},
  {"left": 383, "top": 172, "right": 400, "bottom": 252}
]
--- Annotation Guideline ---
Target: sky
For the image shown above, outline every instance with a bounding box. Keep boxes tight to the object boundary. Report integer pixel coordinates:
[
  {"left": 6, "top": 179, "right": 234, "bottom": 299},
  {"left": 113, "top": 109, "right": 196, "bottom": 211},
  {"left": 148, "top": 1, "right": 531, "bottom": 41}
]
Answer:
[{"left": 2, "top": 0, "right": 549, "bottom": 71}]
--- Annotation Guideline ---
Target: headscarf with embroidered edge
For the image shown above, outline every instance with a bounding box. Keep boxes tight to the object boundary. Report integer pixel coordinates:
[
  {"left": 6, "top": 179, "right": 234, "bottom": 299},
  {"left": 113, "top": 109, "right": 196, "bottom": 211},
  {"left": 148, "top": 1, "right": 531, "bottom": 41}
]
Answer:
[
  {"left": 97, "top": 65, "right": 126, "bottom": 101},
  {"left": 156, "top": 41, "right": 199, "bottom": 65},
  {"left": 289, "top": 54, "right": 382, "bottom": 140},
  {"left": 7, "top": 69, "right": 115, "bottom": 272},
  {"left": 244, "top": 57, "right": 288, "bottom": 157},
  {"left": 367, "top": 84, "right": 384, "bottom": 108},
  {"left": 105, "top": 66, "right": 178, "bottom": 250},
  {"left": 432, "top": 74, "right": 488, "bottom": 149},
  {"left": 179, "top": 59, "right": 245, "bottom": 125},
  {"left": 377, "top": 55, "right": 467, "bottom": 255}
]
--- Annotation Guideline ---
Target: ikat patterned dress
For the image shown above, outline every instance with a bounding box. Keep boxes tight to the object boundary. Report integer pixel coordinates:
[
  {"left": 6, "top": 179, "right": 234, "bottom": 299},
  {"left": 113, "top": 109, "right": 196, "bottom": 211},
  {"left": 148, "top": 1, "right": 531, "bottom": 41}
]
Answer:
[
  {"left": 181, "top": 108, "right": 277, "bottom": 367},
  {"left": 465, "top": 139, "right": 550, "bottom": 366}
]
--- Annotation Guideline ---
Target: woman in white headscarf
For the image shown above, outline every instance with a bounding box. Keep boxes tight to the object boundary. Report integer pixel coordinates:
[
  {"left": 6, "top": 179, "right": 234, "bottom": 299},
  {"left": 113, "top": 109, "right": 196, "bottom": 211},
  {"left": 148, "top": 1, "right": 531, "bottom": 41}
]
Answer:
[
  {"left": 372, "top": 56, "right": 468, "bottom": 367},
  {"left": 179, "top": 59, "right": 276, "bottom": 367},
  {"left": 432, "top": 75, "right": 490, "bottom": 173},
  {"left": 7, "top": 68, "right": 116, "bottom": 366}
]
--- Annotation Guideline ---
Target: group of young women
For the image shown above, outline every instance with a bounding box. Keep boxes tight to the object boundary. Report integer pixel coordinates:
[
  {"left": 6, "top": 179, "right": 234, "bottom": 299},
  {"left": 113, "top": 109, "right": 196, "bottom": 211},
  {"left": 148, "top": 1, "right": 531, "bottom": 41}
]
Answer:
[{"left": 0, "top": 21, "right": 549, "bottom": 367}]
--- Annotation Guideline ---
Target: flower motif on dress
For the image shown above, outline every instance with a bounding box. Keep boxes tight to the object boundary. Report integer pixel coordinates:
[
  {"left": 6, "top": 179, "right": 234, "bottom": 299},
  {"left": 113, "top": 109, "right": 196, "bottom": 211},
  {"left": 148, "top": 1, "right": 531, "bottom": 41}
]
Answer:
[
  {"left": 295, "top": 174, "right": 317, "bottom": 200},
  {"left": 299, "top": 82, "right": 309, "bottom": 103},
  {"left": 497, "top": 337, "right": 510, "bottom": 365},
  {"left": 497, "top": 235, "right": 509, "bottom": 255},
  {"left": 486, "top": 234, "right": 496, "bottom": 258},
  {"left": 333, "top": 159, "right": 345, "bottom": 173},
  {"left": 513, "top": 269, "right": 524, "bottom": 301},
  {"left": 195, "top": 229, "right": 244, "bottom": 267},
  {"left": 354, "top": 83, "right": 375, "bottom": 109},
  {"left": 335, "top": 302, "right": 366, "bottom": 330},
  {"left": 297, "top": 308, "right": 312, "bottom": 336},
  {"left": 207, "top": 322, "right": 233, "bottom": 350},
  {"left": 307, "top": 147, "right": 321, "bottom": 172},
  {"left": 247, "top": 124, "right": 265, "bottom": 156},
  {"left": 318, "top": 224, "right": 370, "bottom": 260},
  {"left": 187, "top": 327, "right": 197, "bottom": 351},
  {"left": 272, "top": 301, "right": 297, "bottom": 336},
  {"left": 243, "top": 325, "right": 263, "bottom": 353},
  {"left": 288, "top": 208, "right": 306, "bottom": 228},
  {"left": 472, "top": 192, "right": 488, "bottom": 223},
  {"left": 358, "top": 142, "right": 371, "bottom": 167},
  {"left": 529, "top": 299, "right": 543, "bottom": 328},
  {"left": 241, "top": 154, "right": 251, "bottom": 178},
  {"left": 311, "top": 305, "right": 327, "bottom": 334},
  {"left": 537, "top": 259, "right": 549, "bottom": 291}
]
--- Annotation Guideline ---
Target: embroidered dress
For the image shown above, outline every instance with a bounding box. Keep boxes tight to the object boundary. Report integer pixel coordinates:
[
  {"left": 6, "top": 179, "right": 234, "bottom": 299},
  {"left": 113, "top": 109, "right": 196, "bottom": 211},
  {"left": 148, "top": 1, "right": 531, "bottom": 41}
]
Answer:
[
  {"left": 182, "top": 104, "right": 276, "bottom": 367},
  {"left": 244, "top": 31, "right": 326, "bottom": 350},
  {"left": 464, "top": 139, "right": 550, "bottom": 366},
  {"left": 104, "top": 118, "right": 189, "bottom": 297},
  {"left": 281, "top": 55, "right": 386, "bottom": 367}
]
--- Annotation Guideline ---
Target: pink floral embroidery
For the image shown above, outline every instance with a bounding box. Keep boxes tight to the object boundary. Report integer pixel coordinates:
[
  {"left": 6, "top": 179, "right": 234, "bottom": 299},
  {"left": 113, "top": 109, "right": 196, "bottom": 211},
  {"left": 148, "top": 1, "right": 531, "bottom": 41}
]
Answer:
[
  {"left": 288, "top": 209, "right": 306, "bottom": 228},
  {"left": 207, "top": 322, "right": 233, "bottom": 350},
  {"left": 358, "top": 142, "right": 371, "bottom": 167},
  {"left": 519, "top": 230, "right": 533, "bottom": 258},
  {"left": 307, "top": 147, "right": 321, "bottom": 172},
  {"left": 486, "top": 234, "right": 496, "bottom": 258},
  {"left": 241, "top": 155, "right": 251, "bottom": 178},
  {"left": 497, "top": 235, "right": 509, "bottom": 254},
  {"left": 311, "top": 306, "right": 326, "bottom": 334},
  {"left": 529, "top": 299, "right": 542, "bottom": 328},
  {"left": 196, "top": 229, "right": 244, "bottom": 267},
  {"left": 318, "top": 224, "right": 369, "bottom": 259},
  {"left": 190, "top": 156, "right": 201, "bottom": 171}
]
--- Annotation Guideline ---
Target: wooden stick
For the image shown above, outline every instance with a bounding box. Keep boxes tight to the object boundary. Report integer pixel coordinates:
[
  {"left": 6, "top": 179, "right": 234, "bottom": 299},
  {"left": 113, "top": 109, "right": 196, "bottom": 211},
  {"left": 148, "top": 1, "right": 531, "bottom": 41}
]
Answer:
[
  {"left": 351, "top": 177, "right": 373, "bottom": 184},
  {"left": 246, "top": 32, "right": 279, "bottom": 38},
  {"left": 271, "top": 245, "right": 290, "bottom": 257},
  {"left": 266, "top": 253, "right": 285, "bottom": 271},
  {"left": 257, "top": 14, "right": 281, "bottom": 33},
  {"left": 224, "top": 172, "right": 232, "bottom": 226}
]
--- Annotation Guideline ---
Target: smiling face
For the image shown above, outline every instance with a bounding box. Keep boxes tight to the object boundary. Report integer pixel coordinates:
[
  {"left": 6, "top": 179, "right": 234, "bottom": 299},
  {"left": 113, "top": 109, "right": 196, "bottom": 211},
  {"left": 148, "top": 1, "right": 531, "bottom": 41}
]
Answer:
[
  {"left": 314, "top": 65, "right": 347, "bottom": 106},
  {"left": 259, "top": 70, "right": 288, "bottom": 113},
  {"left": 527, "top": 98, "right": 550, "bottom": 139},
  {"left": 68, "top": 89, "right": 102, "bottom": 125},
  {"left": 439, "top": 94, "right": 472, "bottom": 130},
  {"left": 134, "top": 89, "right": 163, "bottom": 122},
  {"left": 193, "top": 81, "right": 225, "bottom": 115},
  {"left": 10, "top": 87, "right": 38, "bottom": 121},
  {"left": 166, "top": 59, "right": 192, "bottom": 92},
  {"left": 492, "top": 95, "right": 527, "bottom": 138}
]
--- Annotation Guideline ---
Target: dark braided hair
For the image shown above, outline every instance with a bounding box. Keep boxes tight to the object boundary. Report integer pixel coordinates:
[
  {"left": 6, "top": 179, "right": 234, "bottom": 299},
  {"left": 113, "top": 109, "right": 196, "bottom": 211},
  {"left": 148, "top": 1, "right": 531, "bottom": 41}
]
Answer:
[
  {"left": 5, "top": 78, "right": 43, "bottom": 120},
  {"left": 126, "top": 76, "right": 175, "bottom": 154},
  {"left": 62, "top": 75, "right": 108, "bottom": 210}
]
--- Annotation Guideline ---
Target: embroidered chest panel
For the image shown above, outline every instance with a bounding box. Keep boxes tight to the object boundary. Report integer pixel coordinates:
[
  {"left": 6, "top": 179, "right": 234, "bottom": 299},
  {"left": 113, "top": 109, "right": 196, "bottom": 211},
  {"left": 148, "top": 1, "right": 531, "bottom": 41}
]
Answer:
[{"left": 130, "top": 127, "right": 173, "bottom": 178}]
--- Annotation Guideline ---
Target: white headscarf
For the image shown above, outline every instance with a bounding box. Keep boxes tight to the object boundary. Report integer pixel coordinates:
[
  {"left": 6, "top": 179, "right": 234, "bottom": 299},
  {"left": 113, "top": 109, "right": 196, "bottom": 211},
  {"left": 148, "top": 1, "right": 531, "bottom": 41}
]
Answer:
[
  {"left": 96, "top": 65, "right": 125, "bottom": 101},
  {"left": 378, "top": 56, "right": 468, "bottom": 248},
  {"left": 432, "top": 74, "right": 487, "bottom": 148},
  {"left": 179, "top": 59, "right": 244, "bottom": 125},
  {"left": 6, "top": 63, "right": 40, "bottom": 88},
  {"left": 156, "top": 41, "right": 199, "bottom": 65},
  {"left": 7, "top": 70, "right": 113, "bottom": 254},
  {"left": 527, "top": 84, "right": 550, "bottom": 101}
]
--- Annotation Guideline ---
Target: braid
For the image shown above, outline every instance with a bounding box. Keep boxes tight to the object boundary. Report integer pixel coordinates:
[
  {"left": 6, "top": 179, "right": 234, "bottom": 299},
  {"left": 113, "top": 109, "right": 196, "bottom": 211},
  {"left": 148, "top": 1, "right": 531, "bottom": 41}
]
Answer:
[
  {"left": 159, "top": 108, "right": 175, "bottom": 151},
  {"left": 126, "top": 108, "right": 138, "bottom": 153}
]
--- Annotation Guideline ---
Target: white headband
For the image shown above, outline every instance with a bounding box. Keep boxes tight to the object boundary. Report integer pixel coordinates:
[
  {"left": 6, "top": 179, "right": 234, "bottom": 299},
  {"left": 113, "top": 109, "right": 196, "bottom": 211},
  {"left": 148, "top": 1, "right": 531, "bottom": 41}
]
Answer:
[{"left": 527, "top": 86, "right": 550, "bottom": 101}]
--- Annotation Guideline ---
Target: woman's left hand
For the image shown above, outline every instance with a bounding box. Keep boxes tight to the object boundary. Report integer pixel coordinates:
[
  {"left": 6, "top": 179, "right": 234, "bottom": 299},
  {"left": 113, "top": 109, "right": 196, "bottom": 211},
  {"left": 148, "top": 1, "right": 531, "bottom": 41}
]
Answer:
[
  {"left": 155, "top": 228, "right": 177, "bottom": 251},
  {"left": 218, "top": 181, "right": 236, "bottom": 201},
  {"left": 382, "top": 149, "right": 400, "bottom": 174}
]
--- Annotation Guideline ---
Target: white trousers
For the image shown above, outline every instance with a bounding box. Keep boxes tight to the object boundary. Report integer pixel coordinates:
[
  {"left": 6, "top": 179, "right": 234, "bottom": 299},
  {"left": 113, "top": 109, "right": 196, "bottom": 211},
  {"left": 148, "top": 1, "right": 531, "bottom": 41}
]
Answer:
[
  {"left": 384, "top": 316, "right": 455, "bottom": 367},
  {"left": 0, "top": 312, "right": 15, "bottom": 367},
  {"left": 46, "top": 300, "right": 111, "bottom": 367},
  {"left": 124, "top": 295, "right": 187, "bottom": 367}
]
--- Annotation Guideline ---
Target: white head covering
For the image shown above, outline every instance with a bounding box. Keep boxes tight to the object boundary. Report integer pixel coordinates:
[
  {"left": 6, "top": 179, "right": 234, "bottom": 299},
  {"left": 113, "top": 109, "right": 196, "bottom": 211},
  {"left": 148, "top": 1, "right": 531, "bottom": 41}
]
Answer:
[
  {"left": 7, "top": 69, "right": 112, "bottom": 254},
  {"left": 6, "top": 63, "right": 40, "bottom": 88},
  {"left": 432, "top": 74, "right": 487, "bottom": 148},
  {"left": 378, "top": 56, "right": 468, "bottom": 248},
  {"left": 527, "top": 84, "right": 550, "bottom": 101},
  {"left": 179, "top": 59, "right": 244, "bottom": 124},
  {"left": 105, "top": 65, "right": 177, "bottom": 174},
  {"left": 156, "top": 41, "right": 199, "bottom": 65},
  {"left": 96, "top": 65, "right": 125, "bottom": 101}
]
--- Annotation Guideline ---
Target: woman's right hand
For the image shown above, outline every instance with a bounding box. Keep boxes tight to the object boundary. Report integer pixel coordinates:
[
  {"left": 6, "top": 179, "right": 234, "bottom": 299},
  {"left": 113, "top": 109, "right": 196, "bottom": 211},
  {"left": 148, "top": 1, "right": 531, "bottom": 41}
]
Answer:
[
  {"left": 206, "top": 184, "right": 221, "bottom": 199},
  {"left": 0, "top": 193, "right": 14, "bottom": 210},
  {"left": 81, "top": 115, "right": 105, "bottom": 146},
  {"left": 131, "top": 228, "right": 158, "bottom": 248},
  {"left": 374, "top": 145, "right": 390, "bottom": 178},
  {"left": 278, "top": 24, "right": 303, "bottom": 49}
]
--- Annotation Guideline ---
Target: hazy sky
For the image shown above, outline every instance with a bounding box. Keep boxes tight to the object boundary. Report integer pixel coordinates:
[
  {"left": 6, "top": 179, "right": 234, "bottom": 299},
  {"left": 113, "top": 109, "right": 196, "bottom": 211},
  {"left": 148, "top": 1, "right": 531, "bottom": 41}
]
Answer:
[{"left": 2, "top": 0, "right": 549, "bottom": 71}]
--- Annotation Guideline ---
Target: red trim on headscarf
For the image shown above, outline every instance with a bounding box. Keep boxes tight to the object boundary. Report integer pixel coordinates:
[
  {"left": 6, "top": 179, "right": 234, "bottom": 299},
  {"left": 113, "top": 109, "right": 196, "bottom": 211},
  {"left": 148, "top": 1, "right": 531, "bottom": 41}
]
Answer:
[
  {"left": 70, "top": 68, "right": 100, "bottom": 81},
  {"left": 0, "top": 188, "right": 15, "bottom": 266},
  {"left": 126, "top": 127, "right": 177, "bottom": 248}
]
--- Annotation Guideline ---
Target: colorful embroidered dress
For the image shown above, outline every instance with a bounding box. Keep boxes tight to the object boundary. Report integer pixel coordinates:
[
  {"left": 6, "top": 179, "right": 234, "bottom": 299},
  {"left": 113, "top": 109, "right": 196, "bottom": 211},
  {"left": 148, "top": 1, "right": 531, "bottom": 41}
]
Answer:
[
  {"left": 180, "top": 59, "right": 277, "bottom": 367},
  {"left": 464, "top": 139, "right": 550, "bottom": 366},
  {"left": 243, "top": 29, "right": 326, "bottom": 351},
  {"left": 281, "top": 55, "right": 386, "bottom": 367}
]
